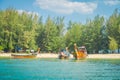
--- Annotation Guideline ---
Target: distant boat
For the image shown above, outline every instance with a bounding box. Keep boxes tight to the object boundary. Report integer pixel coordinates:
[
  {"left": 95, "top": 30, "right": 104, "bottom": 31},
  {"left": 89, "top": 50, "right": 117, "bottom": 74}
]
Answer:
[{"left": 11, "top": 53, "right": 37, "bottom": 59}]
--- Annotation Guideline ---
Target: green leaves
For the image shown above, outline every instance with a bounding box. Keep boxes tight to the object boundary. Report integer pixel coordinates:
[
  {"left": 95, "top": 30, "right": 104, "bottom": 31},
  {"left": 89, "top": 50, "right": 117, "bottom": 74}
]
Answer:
[
  {"left": 0, "top": 8, "right": 119, "bottom": 53},
  {"left": 0, "top": 8, "right": 38, "bottom": 52},
  {"left": 65, "top": 22, "right": 82, "bottom": 50},
  {"left": 107, "top": 9, "right": 120, "bottom": 52},
  {"left": 109, "top": 37, "right": 118, "bottom": 51},
  {"left": 36, "top": 17, "right": 65, "bottom": 52}
]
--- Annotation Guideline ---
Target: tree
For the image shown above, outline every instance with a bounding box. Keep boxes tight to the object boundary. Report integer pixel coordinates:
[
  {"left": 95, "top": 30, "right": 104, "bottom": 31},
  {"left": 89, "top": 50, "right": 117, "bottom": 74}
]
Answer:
[
  {"left": 0, "top": 8, "right": 39, "bottom": 52},
  {"left": 109, "top": 37, "right": 118, "bottom": 53},
  {"left": 65, "top": 21, "right": 83, "bottom": 51},
  {"left": 0, "top": 8, "right": 119, "bottom": 54},
  {"left": 100, "top": 25, "right": 109, "bottom": 53},
  {"left": 107, "top": 9, "right": 120, "bottom": 53},
  {"left": 80, "top": 15, "right": 106, "bottom": 53},
  {"left": 36, "top": 16, "right": 65, "bottom": 52}
]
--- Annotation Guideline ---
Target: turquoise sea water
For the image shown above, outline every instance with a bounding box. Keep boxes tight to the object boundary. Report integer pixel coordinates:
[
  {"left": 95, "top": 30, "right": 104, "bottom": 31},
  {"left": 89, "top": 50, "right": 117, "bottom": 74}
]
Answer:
[{"left": 0, "top": 58, "right": 120, "bottom": 80}]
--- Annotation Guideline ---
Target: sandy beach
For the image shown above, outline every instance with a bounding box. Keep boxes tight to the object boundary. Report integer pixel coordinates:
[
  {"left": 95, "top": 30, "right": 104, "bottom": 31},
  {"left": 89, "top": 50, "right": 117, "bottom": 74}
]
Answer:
[
  {"left": 0, "top": 53, "right": 120, "bottom": 59},
  {"left": 0, "top": 53, "right": 11, "bottom": 58},
  {"left": 87, "top": 54, "right": 120, "bottom": 59}
]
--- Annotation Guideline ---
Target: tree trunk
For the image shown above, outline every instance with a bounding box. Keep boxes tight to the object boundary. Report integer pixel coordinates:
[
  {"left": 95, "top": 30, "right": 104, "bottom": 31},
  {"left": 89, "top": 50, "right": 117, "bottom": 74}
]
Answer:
[{"left": 118, "top": 45, "right": 120, "bottom": 53}]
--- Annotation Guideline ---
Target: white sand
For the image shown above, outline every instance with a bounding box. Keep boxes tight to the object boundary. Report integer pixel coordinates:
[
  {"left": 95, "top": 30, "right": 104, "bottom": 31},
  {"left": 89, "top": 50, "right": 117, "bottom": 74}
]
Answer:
[
  {"left": 37, "top": 53, "right": 58, "bottom": 58},
  {"left": 87, "top": 54, "right": 120, "bottom": 59},
  {"left": 0, "top": 53, "right": 11, "bottom": 57}
]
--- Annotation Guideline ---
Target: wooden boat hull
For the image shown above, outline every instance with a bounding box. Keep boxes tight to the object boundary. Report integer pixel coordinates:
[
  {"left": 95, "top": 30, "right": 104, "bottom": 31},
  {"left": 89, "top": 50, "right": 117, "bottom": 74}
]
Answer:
[
  {"left": 73, "top": 52, "right": 87, "bottom": 59},
  {"left": 11, "top": 54, "right": 37, "bottom": 59},
  {"left": 58, "top": 55, "right": 69, "bottom": 59}
]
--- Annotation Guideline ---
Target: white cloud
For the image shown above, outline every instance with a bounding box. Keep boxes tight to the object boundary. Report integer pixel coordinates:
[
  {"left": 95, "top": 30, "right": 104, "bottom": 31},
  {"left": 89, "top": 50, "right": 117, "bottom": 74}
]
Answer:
[
  {"left": 104, "top": 0, "right": 120, "bottom": 5},
  {"left": 35, "top": 0, "right": 97, "bottom": 14},
  {"left": 17, "top": 10, "right": 39, "bottom": 16}
]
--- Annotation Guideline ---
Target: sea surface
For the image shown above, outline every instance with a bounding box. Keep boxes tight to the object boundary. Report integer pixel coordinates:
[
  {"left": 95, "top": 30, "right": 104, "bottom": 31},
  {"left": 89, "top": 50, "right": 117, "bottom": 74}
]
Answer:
[{"left": 0, "top": 58, "right": 120, "bottom": 80}]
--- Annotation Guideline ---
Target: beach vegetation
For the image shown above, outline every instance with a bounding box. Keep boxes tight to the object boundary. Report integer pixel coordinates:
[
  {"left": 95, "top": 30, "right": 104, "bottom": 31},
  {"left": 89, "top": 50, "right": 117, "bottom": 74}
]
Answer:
[{"left": 0, "top": 8, "right": 120, "bottom": 53}]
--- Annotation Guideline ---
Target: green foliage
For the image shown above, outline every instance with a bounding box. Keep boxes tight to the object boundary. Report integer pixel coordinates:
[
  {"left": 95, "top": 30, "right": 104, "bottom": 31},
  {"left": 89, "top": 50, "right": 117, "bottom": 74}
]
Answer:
[
  {"left": 106, "top": 9, "right": 120, "bottom": 53},
  {"left": 0, "top": 8, "right": 119, "bottom": 53},
  {"left": 0, "top": 46, "right": 4, "bottom": 51},
  {"left": 65, "top": 22, "right": 82, "bottom": 50},
  {"left": 79, "top": 16, "right": 107, "bottom": 53},
  {"left": 109, "top": 37, "right": 118, "bottom": 51},
  {"left": 0, "top": 8, "right": 38, "bottom": 52},
  {"left": 36, "top": 16, "right": 65, "bottom": 52},
  {"left": 26, "top": 49, "right": 30, "bottom": 54}
]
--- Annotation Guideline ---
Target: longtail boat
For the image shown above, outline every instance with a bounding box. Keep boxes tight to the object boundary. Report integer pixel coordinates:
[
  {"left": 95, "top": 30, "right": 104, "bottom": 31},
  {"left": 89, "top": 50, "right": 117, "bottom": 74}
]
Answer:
[
  {"left": 58, "top": 55, "right": 69, "bottom": 59},
  {"left": 73, "top": 46, "right": 87, "bottom": 59},
  {"left": 58, "top": 49, "right": 70, "bottom": 59},
  {"left": 11, "top": 53, "right": 37, "bottom": 59}
]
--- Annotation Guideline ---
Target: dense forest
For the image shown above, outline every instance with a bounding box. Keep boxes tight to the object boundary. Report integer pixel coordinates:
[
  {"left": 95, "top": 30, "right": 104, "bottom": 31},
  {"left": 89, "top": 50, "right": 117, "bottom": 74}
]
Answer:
[{"left": 0, "top": 8, "right": 120, "bottom": 53}]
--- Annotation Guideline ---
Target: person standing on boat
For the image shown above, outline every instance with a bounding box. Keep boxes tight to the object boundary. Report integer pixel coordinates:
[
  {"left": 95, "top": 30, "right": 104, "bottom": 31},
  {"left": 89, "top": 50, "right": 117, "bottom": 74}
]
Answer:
[
  {"left": 37, "top": 48, "right": 40, "bottom": 53},
  {"left": 64, "top": 47, "right": 70, "bottom": 57},
  {"left": 74, "top": 43, "right": 79, "bottom": 58}
]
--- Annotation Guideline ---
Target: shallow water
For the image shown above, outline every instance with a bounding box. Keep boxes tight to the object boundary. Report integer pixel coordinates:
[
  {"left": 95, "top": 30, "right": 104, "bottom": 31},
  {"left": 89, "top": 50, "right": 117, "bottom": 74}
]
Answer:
[{"left": 0, "top": 58, "right": 120, "bottom": 80}]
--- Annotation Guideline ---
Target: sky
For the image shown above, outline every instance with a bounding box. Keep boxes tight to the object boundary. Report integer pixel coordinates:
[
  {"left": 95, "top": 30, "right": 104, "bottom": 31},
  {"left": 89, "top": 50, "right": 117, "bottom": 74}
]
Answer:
[{"left": 0, "top": 0, "right": 120, "bottom": 25}]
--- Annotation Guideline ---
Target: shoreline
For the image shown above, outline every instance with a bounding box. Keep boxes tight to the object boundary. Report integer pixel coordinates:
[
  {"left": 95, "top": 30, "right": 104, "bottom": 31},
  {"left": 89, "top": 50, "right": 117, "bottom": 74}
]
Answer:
[
  {"left": 87, "top": 54, "right": 120, "bottom": 59},
  {"left": 0, "top": 53, "right": 120, "bottom": 59}
]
